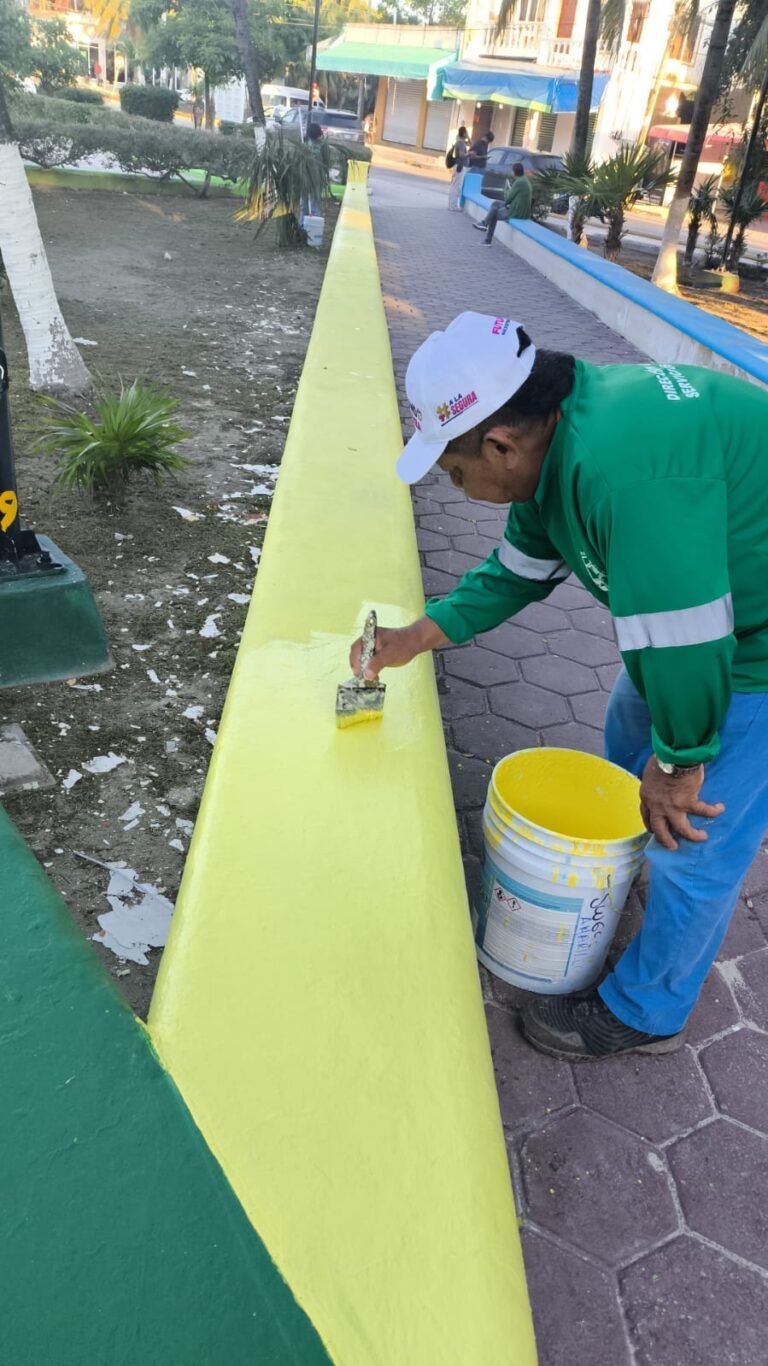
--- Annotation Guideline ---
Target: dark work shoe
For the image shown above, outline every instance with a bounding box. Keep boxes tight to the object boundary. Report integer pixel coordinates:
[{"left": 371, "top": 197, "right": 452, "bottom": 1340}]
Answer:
[
  {"left": 521, "top": 989, "right": 685, "bottom": 1061},
  {"left": 473, "top": 221, "right": 487, "bottom": 231}
]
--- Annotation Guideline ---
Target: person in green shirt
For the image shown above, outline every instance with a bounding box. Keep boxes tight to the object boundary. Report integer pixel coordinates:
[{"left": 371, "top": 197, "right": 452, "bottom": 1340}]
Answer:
[
  {"left": 473, "top": 162, "right": 533, "bottom": 246},
  {"left": 349, "top": 311, "right": 768, "bottom": 1061}
]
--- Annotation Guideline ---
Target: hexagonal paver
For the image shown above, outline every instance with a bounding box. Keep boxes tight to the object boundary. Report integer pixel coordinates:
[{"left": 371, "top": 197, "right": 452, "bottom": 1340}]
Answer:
[
  {"left": 419, "top": 512, "right": 474, "bottom": 537},
  {"left": 520, "top": 654, "right": 599, "bottom": 695},
  {"left": 478, "top": 621, "right": 546, "bottom": 658},
  {"left": 550, "top": 631, "right": 620, "bottom": 668},
  {"left": 571, "top": 691, "right": 609, "bottom": 728},
  {"left": 568, "top": 605, "right": 617, "bottom": 641},
  {"left": 453, "top": 714, "right": 536, "bottom": 764},
  {"left": 421, "top": 568, "right": 457, "bottom": 598},
  {"left": 462, "top": 808, "right": 485, "bottom": 858},
  {"left": 742, "top": 846, "right": 768, "bottom": 898},
  {"left": 445, "top": 645, "right": 519, "bottom": 686},
  {"left": 539, "top": 722, "right": 604, "bottom": 756},
  {"left": 522, "top": 1109, "right": 677, "bottom": 1266},
  {"left": 575, "top": 1047, "right": 712, "bottom": 1144},
  {"left": 668, "top": 1118, "right": 768, "bottom": 1269},
  {"left": 490, "top": 680, "right": 570, "bottom": 728},
  {"left": 447, "top": 749, "right": 492, "bottom": 811},
  {"left": 428, "top": 483, "right": 469, "bottom": 505},
  {"left": 621, "top": 1235, "right": 768, "bottom": 1366},
  {"left": 434, "top": 674, "right": 486, "bottom": 720},
  {"left": 522, "top": 1229, "right": 631, "bottom": 1366},
  {"left": 731, "top": 948, "right": 768, "bottom": 1030},
  {"left": 486, "top": 1008, "right": 575, "bottom": 1131},
  {"left": 686, "top": 967, "right": 741, "bottom": 1046},
  {"left": 716, "top": 900, "right": 767, "bottom": 961},
  {"left": 415, "top": 528, "right": 450, "bottom": 552},
  {"left": 700, "top": 1028, "right": 768, "bottom": 1133},
  {"left": 425, "top": 548, "right": 482, "bottom": 577},
  {"left": 596, "top": 662, "right": 623, "bottom": 692},
  {"left": 452, "top": 532, "right": 500, "bottom": 558},
  {"left": 411, "top": 496, "right": 443, "bottom": 518},
  {"left": 751, "top": 891, "right": 768, "bottom": 936},
  {"left": 516, "top": 601, "right": 571, "bottom": 634}
]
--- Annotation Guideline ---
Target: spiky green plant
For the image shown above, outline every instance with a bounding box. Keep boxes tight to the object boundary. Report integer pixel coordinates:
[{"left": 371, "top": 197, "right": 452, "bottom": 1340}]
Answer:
[
  {"left": 553, "top": 144, "right": 673, "bottom": 261},
  {"left": 685, "top": 175, "right": 719, "bottom": 263},
  {"left": 535, "top": 151, "right": 596, "bottom": 242},
  {"left": 242, "top": 131, "right": 345, "bottom": 246},
  {"left": 719, "top": 180, "right": 768, "bottom": 267},
  {"left": 37, "top": 380, "right": 190, "bottom": 500}
]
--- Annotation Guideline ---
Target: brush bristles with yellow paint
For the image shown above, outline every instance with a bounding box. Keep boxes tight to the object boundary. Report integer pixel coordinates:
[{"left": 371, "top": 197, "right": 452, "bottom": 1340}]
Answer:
[{"left": 336, "top": 610, "right": 386, "bottom": 729}]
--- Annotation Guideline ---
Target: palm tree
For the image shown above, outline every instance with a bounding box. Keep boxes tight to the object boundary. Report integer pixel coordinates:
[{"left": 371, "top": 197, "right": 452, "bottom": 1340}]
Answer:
[
  {"left": 551, "top": 143, "right": 673, "bottom": 260},
  {"left": 719, "top": 181, "right": 768, "bottom": 268},
  {"left": 651, "top": 0, "right": 739, "bottom": 292},
  {"left": 0, "top": 82, "right": 91, "bottom": 394},
  {"left": 684, "top": 175, "right": 718, "bottom": 263}
]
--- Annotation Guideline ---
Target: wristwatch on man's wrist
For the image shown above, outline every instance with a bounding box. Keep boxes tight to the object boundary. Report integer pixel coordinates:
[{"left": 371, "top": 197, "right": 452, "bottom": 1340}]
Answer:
[{"left": 655, "top": 758, "right": 699, "bottom": 778}]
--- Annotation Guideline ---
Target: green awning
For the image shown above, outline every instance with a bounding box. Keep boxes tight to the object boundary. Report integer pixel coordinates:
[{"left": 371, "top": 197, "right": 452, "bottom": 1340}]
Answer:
[{"left": 316, "top": 41, "right": 456, "bottom": 82}]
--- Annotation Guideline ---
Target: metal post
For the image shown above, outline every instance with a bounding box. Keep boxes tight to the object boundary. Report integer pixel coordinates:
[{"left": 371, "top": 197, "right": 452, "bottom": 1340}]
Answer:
[
  {"left": 307, "top": 0, "right": 321, "bottom": 135},
  {"left": 721, "top": 65, "right": 768, "bottom": 271}
]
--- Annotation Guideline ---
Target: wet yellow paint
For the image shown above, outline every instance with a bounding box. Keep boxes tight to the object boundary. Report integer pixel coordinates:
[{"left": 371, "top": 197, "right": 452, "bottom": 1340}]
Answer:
[
  {"left": 149, "top": 173, "right": 536, "bottom": 1366},
  {"left": 494, "top": 747, "right": 645, "bottom": 844}
]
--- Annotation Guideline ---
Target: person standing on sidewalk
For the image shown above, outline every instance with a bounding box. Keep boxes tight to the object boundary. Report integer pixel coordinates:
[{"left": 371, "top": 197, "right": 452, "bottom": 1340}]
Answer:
[
  {"left": 349, "top": 311, "right": 768, "bottom": 1062},
  {"left": 473, "top": 162, "right": 532, "bottom": 245},
  {"left": 447, "top": 126, "right": 470, "bottom": 212}
]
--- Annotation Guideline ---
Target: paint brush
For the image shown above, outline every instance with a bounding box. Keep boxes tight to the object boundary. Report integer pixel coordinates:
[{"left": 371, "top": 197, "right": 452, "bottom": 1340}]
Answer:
[{"left": 336, "top": 610, "right": 386, "bottom": 729}]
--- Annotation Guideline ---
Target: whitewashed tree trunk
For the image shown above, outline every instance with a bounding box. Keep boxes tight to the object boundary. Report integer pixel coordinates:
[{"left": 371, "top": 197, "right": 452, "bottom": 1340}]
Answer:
[{"left": 0, "top": 141, "right": 92, "bottom": 394}]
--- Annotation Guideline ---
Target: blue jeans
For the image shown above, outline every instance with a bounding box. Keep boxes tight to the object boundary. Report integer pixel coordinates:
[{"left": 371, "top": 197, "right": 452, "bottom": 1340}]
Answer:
[
  {"left": 484, "top": 201, "right": 511, "bottom": 243},
  {"left": 599, "top": 670, "right": 768, "bottom": 1035}
]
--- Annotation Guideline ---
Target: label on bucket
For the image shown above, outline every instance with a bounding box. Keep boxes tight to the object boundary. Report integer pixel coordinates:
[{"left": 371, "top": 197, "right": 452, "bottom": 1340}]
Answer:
[
  {"left": 476, "top": 856, "right": 624, "bottom": 990},
  {"left": 482, "top": 877, "right": 581, "bottom": 981}
]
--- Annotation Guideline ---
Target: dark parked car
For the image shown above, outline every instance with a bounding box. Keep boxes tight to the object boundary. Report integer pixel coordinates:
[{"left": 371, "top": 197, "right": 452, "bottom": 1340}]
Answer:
[
  {"left": 277, "top": 107, "right": 364, "bottom": 147},
  {"left": 480, "top": 145, "right": 568, "bottom": 213}
]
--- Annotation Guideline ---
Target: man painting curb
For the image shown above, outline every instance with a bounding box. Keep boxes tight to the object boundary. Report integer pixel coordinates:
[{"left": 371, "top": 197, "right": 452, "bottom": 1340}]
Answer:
[{"left": 350, "top": 312, "right": 768, "bottom": 1061}]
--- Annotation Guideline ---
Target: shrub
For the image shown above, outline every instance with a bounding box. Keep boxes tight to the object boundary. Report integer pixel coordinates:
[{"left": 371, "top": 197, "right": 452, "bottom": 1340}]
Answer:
[
  {"left": 15, "top": 116, "right": 255, "bottom": 187},
  {"left": 244, "top": 132, "right": 343, "bottom": 244},
  {"left": 119, "top": 84, "right": 179, "bottom": 123},
  {"left": 8, "top": 88, "right": 123, "bottom": 126},
  {"left": 56, "top": 86, "right": 103, "bottom": 105},
  {"left": 37, "top": 381, "right": 190, "bottom": 500}
]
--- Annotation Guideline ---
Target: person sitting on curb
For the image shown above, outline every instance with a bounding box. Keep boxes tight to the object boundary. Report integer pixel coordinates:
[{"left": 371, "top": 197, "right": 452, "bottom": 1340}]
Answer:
[
  {"left": 474, "top": 162, "right": 532, "bottom": 245},
  {"left": 349, "top": 311, "right": 768, "bottom": 1062}
]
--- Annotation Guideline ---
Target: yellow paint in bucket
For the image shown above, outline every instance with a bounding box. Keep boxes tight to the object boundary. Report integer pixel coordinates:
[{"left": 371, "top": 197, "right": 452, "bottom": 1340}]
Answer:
[
  {"left": 493, "top": 748, "right": 645, "bottom": 844},
  {"left": 476, "top": 749, "right": 648, "bottom": 994}
]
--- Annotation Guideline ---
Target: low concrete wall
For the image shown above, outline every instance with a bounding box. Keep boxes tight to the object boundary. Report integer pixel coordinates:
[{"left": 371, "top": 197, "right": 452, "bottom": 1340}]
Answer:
[
  {"left": 461, "top": 172, "right": 768, "bottom": 386},
  {"left": 149, "top": 167, "right": 537, "bottom": 1366}
]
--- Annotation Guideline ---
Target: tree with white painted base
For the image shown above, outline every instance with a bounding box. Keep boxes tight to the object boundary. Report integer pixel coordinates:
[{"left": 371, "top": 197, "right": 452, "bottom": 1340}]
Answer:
[{"left": 0, "top": 82, "right": 91, "bottom": 394}]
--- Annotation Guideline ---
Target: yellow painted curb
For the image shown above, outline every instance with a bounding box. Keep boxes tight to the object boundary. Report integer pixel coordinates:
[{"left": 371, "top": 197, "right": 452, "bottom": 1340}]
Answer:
[{"left": 149, "top": 166, "right": 537, "bottom": 1366}]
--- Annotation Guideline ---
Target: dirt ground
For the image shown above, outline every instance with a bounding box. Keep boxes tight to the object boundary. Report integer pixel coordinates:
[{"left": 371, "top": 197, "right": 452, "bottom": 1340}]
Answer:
[
  {"left": 590, "top": 239, "right": 768, "bottom": 344},
  {"left": 2, "top": 187, "right": 334, "bottom": 1017}
]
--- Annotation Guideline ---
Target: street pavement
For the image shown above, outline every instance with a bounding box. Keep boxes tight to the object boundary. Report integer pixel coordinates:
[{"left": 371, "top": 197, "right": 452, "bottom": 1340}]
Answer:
[{"left": 370, "top": 164, "right": 768, "bottom": 1366}]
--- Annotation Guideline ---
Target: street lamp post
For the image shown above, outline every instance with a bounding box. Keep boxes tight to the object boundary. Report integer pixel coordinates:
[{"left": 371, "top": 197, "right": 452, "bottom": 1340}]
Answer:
[{"left": 307, "top": 0, "right": 321, "bottom": 135}]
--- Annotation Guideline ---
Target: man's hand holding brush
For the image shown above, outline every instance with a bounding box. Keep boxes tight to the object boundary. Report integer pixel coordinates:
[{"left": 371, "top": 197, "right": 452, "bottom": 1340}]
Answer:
[{"left": 349, "top": 615, "right": 450, "bottom": 681}]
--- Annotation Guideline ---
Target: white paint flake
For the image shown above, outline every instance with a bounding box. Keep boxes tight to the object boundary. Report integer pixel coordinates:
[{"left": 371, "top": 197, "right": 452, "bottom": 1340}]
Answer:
[
  {"left": 199, "top": 614, "right": 221, "bottom": 639},
  {"left": 84, "top": 753, "right": 128, "bottom": 775}
]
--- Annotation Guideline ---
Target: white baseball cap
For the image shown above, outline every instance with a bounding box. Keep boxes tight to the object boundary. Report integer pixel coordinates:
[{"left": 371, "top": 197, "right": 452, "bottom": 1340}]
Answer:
[{"left": 396, "top": 312, "right": 536, "bottom": 485}]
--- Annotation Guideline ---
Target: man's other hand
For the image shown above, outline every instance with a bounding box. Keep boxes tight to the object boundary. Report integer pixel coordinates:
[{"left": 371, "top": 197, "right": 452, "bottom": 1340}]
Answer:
[{"left": 640, "top": 759, "right": 725, "bottom": 851}]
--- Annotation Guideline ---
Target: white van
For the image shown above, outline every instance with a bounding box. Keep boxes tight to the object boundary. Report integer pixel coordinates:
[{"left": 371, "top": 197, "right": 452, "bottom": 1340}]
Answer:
[{"left": 262, "top": 84, "right": 323, "bottom": 119}]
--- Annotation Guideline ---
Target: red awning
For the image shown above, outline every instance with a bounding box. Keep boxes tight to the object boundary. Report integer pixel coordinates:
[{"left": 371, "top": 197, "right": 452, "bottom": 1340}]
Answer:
[{"left": 649, "top": 122, "right": 744, "bottom": 157}]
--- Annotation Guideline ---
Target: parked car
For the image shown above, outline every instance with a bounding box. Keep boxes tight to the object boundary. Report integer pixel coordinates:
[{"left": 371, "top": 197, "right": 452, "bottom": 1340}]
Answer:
[
  {"left": 480, "top": 146, "right": 568, "bottom": 213},
  {"left": 276, "top": 107, "right": 364, "bottom": 146}
]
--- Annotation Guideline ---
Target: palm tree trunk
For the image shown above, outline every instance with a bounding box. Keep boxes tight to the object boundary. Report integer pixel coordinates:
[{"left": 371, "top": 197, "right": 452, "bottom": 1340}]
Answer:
[
  {"left": 0, "top": 82, "right": 91, "bottom": 396},
  {"left": 570, "top": 0, "right": 601, "bottom": 160},
  {"left": 229, "top": 0, "right": 266, "bottom": 130},
  {"left": 651, "top": 0, "right": 738, "bottom": 293}
]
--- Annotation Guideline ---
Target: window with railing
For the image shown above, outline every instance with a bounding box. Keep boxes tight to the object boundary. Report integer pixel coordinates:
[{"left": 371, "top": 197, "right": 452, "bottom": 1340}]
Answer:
[
  {"left": 626, "top": 1, "right": 649, "bottom": 43},
  {"left": 668, "top": 17, "right": 700, "bottom": 63}
]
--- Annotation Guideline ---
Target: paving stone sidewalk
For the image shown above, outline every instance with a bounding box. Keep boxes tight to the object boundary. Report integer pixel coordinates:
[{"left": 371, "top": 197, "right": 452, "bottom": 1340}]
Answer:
[{"left": 370, "top": 169, "right": 768, "bottom": 1366}]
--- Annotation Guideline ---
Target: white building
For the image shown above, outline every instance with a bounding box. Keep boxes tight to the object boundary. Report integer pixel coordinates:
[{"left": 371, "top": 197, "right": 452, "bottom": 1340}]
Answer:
[{"left": 317, "top": 0, "right": 713, "bottom": 164}]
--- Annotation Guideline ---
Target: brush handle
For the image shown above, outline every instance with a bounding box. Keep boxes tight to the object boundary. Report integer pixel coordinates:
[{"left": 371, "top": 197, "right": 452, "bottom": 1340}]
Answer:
[{"left": 359, "top": 610, "right": 378, "bottom": 675}]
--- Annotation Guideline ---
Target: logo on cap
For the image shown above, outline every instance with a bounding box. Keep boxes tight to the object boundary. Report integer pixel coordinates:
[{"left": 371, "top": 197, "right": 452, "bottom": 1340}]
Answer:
[
  {"left": 410, "top": 402, "right": 423, "bottom": 430},
  {"left": 492, "top": 317, "right": 510, "bottom": 336},
  {"left": 436, "top": 392, "right": 478, "bottom": 426}
]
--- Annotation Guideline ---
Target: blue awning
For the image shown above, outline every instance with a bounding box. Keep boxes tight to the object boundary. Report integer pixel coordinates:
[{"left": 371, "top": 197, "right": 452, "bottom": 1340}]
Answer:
[{"left": 439, "top": 61, "right": 609, "bottom": 114}]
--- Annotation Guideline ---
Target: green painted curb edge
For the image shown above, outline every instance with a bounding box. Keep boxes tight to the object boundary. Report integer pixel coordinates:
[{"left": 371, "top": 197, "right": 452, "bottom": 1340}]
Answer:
[
  {"left": 0, "top": 537, "right": 111, "bottom": 688},
  {"left": 0, "top": 805, "right": 331, "bottom": 1366}
]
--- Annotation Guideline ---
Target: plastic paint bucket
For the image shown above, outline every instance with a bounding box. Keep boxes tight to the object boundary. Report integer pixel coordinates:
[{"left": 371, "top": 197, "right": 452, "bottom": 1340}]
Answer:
[
  {"left": 475, "top": 748, "right": 648, "bottom": 995},
  {"left": 304, "top": 215, "right": 325, "bottom": 248}
]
